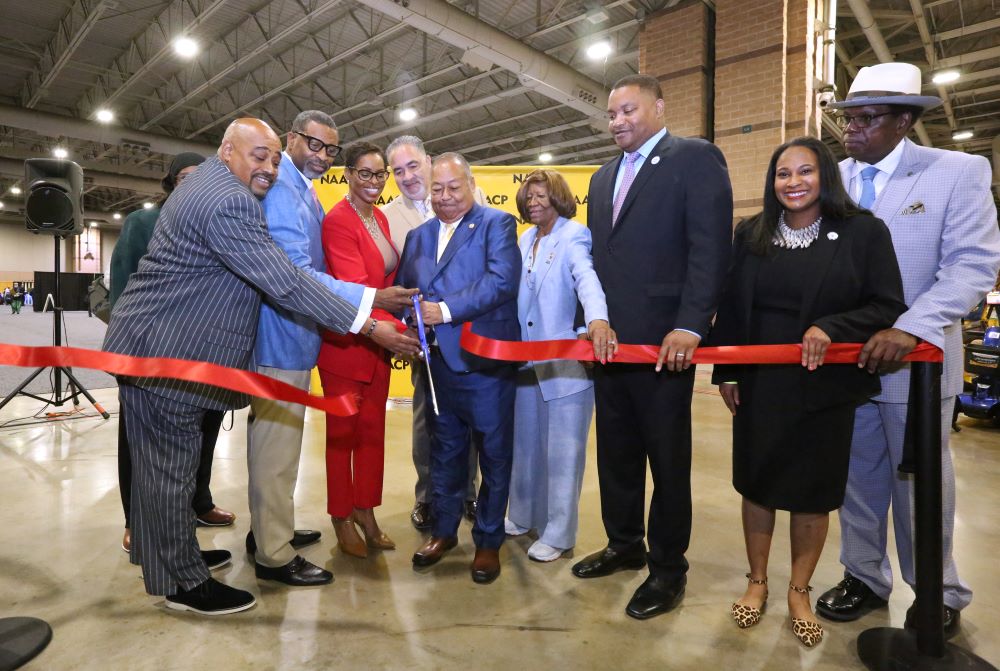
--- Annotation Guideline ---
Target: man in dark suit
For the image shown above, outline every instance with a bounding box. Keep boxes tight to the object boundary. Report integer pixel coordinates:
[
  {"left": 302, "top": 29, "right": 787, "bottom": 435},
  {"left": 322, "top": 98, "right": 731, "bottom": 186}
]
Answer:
[
  {"left": 571, "top": 74, "right": 733, "bottom": 619},
  {"left": 103, "top": 118, "right": 415, "bottom": 615},
  {"left": 395, "top": 152, "right": 521, "bottom": 584}
]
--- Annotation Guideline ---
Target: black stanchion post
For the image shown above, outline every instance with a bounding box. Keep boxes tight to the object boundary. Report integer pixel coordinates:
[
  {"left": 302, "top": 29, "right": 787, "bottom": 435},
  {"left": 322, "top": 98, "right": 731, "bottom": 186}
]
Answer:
[{"left": 857, "top": 361, "right": 997, "bottom": 670}]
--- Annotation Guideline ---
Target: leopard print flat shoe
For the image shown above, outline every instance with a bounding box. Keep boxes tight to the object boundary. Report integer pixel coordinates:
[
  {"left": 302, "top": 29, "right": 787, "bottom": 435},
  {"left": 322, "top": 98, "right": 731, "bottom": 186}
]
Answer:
[
  {"left": 789, "top": 583, "right": 824, "bottom": 647},
  {"left": 731, "top": 573, "right": 768, "bottom": 629}
]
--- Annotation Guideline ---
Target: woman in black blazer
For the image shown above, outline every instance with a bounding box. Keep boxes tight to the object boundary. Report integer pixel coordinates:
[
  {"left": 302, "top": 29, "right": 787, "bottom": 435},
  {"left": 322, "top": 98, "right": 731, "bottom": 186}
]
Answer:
[{"left": 710, "top": 137, "right": 906, "bottom": 646}]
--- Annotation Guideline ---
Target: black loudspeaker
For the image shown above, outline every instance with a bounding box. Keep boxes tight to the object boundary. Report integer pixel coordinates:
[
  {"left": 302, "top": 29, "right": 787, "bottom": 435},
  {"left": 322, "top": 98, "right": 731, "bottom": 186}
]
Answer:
[{"left": 24, "top": 158, "right": 84, "bottom": 236}]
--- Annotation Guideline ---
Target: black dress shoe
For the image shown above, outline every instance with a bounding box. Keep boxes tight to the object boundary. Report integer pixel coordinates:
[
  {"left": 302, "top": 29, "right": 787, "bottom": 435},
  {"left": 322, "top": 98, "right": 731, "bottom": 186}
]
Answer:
[
  {"left": 255, "top": 555, "right": 333, "bottom": 586},
  {"left": 201, "top": 549, "right": 232, "bottom": 571},
  {"left": 411, "top": 502, "right": 433, "bottom": 531},
  {"left": 464, "top": 500, "right": 478, "bottom": 522},
  {"left": 626, "top": 574, "right": 686, "bottom": 620},
  {"left": 571, "top": 543, "right": 647, "bottom": 579},
  {"left": 166, "top": 578, "right": 256, "bottom": 615},
  {"left": 904, "top": 603, "right": 961, "bottom": 641},
  {"left": 816, "top": 574, "right": 888, "bottom": 622},
  {"left": 245, "top": 529, "right": 322, "bottom": 555}
]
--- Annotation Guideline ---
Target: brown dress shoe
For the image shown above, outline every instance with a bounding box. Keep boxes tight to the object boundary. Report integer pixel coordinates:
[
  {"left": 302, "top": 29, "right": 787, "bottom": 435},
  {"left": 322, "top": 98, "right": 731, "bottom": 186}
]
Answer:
[
  {"left": 122, "top": 528, "right": 131, "bottom": 553},
  {"left": 196, "top": 507, "right": 236, "bottom": 527},
  {"left": 332, "top": 517, "right": 368, "bottom": 558},
  {"left": 412, "top": 536, "right": 458, "bottom": 567},
  {"left": 471, "top": 547, "right": 500, "bottom": 584}
]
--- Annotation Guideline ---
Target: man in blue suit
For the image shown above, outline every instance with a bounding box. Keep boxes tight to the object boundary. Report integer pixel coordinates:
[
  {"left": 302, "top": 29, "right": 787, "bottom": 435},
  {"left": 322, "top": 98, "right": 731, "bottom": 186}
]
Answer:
[
  {"left": 395, "top": 152, "right": 521, "bottom": 584},
  {"left": 247, "top": 110, "right": 419, "bottom": 588}
]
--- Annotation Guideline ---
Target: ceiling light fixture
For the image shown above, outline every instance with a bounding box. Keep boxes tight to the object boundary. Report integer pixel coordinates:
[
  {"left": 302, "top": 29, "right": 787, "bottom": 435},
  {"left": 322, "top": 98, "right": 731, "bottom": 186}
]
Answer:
[
  {"left": 586, "top": 41, "right": 613, "bottom": 61},
  {"left": 96, "top": 109, "right": 114, "bottom": 123},
  {"left": 931, "top": 70, "right": 960, "bottom": 85},
  {"left": 10, "top": 186, "right": 21, "bottom": 195},
  {"left": 539, "top": 152, "right": 553, "bottom": 163},
  {"left": 173, "top": 36, "right": 199, "bottom": 59},
  {"left": 398, "top": 107, "right": 418, "bottom": 122},
  {"left": 113, "top": 212, "right": 122, "bottom": 220},
  {"left": 142, "top": 201, "right": 155, "bottom": 209},
  {"left": 952, "top": 130, "right": 974, "bottom": 141}
]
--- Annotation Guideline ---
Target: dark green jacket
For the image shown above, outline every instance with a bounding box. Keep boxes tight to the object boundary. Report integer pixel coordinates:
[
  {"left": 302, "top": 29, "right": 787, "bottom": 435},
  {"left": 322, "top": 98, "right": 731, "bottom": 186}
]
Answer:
[{"left": 109, "top": 206, "right": 159, "bottom": 308}]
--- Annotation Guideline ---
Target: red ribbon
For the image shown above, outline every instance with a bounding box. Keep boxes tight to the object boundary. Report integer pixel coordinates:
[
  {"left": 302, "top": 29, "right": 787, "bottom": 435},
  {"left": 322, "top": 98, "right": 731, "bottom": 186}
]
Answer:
[
  {"left": 0, "top": 344, "right": 358, "bottom": 416},
  {"left": 459, "top": 323, "right": 943, "bottom": 364}
]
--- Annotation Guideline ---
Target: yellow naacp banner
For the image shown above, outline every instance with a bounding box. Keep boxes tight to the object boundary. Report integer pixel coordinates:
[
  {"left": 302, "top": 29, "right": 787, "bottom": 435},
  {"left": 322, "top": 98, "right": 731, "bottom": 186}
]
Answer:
[{"left": 311, "top": 165, "right": 600, "bottom": 398}]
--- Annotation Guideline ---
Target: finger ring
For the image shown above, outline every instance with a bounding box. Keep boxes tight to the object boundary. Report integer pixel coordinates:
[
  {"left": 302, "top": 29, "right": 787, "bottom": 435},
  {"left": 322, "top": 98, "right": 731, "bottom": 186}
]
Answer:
[
  {"left": 675, "top": 352, "right": 685, "bottom": 358},
  {"left": 609, "top": 340, "right": 616, "bottom": 345}
]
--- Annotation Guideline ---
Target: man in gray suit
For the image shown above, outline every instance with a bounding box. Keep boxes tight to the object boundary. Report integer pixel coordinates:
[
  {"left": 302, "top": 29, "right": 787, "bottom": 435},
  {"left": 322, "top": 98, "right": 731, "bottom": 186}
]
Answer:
[
  {"left": 104, "top": 118, "right": 415, "bottom": 615},
  {"left": 383, "top": 135, "right": 481, "bottom": 530},
  {"left": 816, "top": 63, "right": 1000, "bottom": 638}
]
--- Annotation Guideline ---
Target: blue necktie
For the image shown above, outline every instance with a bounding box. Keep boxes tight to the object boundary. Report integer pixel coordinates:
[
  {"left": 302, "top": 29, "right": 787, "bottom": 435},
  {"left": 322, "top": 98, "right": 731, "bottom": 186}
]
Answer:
[{"left": 858, "top": 166, "right": 879, "bottom": 209}]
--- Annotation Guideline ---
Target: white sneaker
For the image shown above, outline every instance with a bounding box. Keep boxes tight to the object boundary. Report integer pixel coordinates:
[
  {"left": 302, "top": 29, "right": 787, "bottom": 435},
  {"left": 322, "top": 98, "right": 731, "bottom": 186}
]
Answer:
[
  {"left": 527, "top": 541, "right": 566, "bottom": 562},
  {"left": 504, "top": 518, "right": 530, "bottom": 536}
]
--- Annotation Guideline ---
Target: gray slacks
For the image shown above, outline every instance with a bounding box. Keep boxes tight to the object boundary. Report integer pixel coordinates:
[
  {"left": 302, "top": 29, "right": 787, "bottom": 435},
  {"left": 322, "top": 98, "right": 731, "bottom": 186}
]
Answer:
[{"left": 247, "top": 366, "right": 312, "bottom": 568}]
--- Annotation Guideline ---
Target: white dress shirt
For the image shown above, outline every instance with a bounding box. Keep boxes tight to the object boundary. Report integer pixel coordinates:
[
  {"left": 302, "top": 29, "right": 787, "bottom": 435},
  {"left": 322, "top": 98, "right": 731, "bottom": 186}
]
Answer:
[{"left": 845, "top": 138, "right": 906, "bottom": 204}]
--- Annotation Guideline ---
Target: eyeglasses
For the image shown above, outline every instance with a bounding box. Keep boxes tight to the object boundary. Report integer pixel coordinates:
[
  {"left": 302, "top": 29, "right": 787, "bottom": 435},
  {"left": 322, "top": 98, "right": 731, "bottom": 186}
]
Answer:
[
  {"left": 292, "top": 131, "right": 342, "bottom": 158},
  {"left": 349, "top": 167, "right": 390, "bottom": 182},
  {"left": 834, "top": 112, "right": 897, "bottom": 129}
]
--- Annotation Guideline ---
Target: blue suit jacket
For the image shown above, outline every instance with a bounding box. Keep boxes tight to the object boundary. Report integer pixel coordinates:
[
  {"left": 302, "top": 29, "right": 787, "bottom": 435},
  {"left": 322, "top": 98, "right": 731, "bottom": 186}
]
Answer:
[
  {"left": 255, "top": 152, "right": 365, "bottom": 371},
  {"left": 518, "top": 217, "right": 608, "bottom": 401},
  {"left": 103, "top": 156, "right": 358, "bottom": 410},
  {"left": 396, "top": 202, "right": 521, "bottom": 373}
]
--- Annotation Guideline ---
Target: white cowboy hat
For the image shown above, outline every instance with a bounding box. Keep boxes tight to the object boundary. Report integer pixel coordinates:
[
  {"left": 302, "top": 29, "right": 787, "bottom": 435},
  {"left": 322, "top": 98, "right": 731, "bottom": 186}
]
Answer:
[{"left": 828, "top": 62, "right": 942, "bottom": 110}]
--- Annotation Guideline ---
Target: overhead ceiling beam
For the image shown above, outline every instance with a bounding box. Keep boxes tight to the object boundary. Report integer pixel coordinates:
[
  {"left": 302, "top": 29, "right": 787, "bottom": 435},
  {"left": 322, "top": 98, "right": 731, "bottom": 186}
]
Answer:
[
  {"left": 937, "top": 46, "right": 1000, "bottom": 70},
  {"left": 76, "top": 0, "right": 230, "bottom": 116},
  {"left": 842, "top": 0, "right": 933, "bottom": 146},
  {"left": 140, "top": 0, "right": 346, "bottom": 131},
  {"left": 0, "top": 103, "right": 217, "bottom": 157},
  {"left": 185, "top": 23, "right": 410, "bottom": 139},
  {"left": 0, "top": 157, "right": 162, "bottom": 194},
  {"left": 351, "top": 0, "right": 609, "bottom": 118},
  {"left": 907, "top": 0, "right": 958, "bottom": 131},
  {"left": 20, "top": 0, "right": 112, "bottom": 109},
  {"left": 934, "top": 17, "right": 1000, "bottom": 43}
]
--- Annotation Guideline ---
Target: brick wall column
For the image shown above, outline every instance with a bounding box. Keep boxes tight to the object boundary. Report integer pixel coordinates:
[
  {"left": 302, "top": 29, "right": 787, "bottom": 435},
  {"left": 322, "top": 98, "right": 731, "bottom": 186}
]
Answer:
[
  {"left": 639, "top": 0, "right": 711, "bottom": 139},
  {"left": 715, "top": 0, "right": 822, "bottom": 220}
]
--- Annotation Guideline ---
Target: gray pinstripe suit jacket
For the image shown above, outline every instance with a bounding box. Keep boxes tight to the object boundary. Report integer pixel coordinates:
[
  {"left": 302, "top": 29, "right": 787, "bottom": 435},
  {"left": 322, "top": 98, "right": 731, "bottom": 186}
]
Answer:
[
  {"left": 103, "top": 155, "right": 359, "bottom": 410},
  {"left": 841, "top": 138, "right": 1000, "bottom": 402}
]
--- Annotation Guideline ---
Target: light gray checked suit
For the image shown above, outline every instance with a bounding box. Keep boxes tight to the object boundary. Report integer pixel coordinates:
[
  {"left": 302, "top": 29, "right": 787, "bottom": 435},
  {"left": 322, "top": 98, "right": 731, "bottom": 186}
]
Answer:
[
  {"left": 104, "top": 155, "right": 358, "bottom": 596},
  {"left": 838, "top": 138, "right": 1000, "bottom": 609}
]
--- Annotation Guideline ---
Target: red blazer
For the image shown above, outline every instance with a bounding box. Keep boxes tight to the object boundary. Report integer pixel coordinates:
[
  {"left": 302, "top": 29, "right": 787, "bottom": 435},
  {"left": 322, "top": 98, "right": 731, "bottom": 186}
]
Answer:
[{"left": 318, "top": 198, "right": 405, "bottom": 383}]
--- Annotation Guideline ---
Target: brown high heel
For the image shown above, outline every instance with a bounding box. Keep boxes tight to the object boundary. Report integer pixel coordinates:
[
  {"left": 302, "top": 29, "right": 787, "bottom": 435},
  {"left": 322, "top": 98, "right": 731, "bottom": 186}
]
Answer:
[
  {"left": 352, "top": 510, "right": 395, "bottom": 550},
  {"left": 789, "top": 583, "right": 824, "bottom": 647},
  {"left": 731, "top": 573, "right": 768, "bottom": 628},
  {"left": 332, "top": 516, "right": 367, "bottom": 558}
]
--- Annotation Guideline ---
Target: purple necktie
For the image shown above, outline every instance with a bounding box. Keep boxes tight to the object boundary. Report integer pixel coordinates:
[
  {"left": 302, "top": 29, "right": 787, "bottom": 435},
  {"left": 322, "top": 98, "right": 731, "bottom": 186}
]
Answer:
[
  {"left": 310, "top": 187, "right": 324, "bottom": 218},
  {"left": 612, "top": 152, "right": 640, "bottom": 226}
]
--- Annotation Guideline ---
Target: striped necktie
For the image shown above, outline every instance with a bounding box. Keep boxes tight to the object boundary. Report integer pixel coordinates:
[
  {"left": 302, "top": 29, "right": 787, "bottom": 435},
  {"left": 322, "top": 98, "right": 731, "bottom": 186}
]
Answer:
[{"left": 612, "top": 152, "right": 640, "bottom": 225}]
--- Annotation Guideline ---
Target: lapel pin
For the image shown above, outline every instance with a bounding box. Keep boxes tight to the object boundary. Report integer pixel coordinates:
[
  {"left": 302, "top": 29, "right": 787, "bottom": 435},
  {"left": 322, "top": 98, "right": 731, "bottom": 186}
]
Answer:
[
  {"left": 827, "top": 231, "right": 839, "bottom": 240},
  {"left": 651, "top": 156, "right": 660, "bottom": 165},
  {"left": 468, "top": 223, "right": 475, "bottom": 229}
]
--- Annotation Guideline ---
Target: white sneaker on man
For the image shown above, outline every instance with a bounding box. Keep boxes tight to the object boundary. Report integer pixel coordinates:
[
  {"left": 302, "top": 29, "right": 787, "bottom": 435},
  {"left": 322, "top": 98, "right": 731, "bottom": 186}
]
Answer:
[
  {"left": 527, "top": 541, "right": 565, "bottom": 562},
  {"left": 504, "top": 518, "right": 530, "bottom": 536}
]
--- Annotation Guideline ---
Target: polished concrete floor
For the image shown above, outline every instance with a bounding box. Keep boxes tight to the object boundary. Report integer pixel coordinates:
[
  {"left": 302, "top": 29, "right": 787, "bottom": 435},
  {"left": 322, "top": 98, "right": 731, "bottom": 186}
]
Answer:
[{"left": 1, "top": 372, "right": 998, "bottom": 670}]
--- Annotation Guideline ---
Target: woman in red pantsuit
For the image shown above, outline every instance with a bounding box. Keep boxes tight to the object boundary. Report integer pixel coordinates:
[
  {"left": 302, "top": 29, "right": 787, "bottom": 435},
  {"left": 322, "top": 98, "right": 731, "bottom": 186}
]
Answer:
[{"left": 319, "top": 141, "right": 405, "bottom": 558}]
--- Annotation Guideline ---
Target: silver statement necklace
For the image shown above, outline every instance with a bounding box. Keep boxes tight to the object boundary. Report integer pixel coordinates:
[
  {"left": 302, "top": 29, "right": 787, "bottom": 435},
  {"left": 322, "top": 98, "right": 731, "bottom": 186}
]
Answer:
[
  {"left": 346, "top": 193, "right": 380, "bottom": 239},
  {"left": 773, "top": 211, "right": 822, "bottom": 249}
]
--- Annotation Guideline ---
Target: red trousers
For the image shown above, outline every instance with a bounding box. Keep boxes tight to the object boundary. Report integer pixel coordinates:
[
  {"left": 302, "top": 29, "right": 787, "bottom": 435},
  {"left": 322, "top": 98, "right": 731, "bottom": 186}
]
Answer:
[{"left": 318, "top": 363, "right": 391, "bottom": 518}]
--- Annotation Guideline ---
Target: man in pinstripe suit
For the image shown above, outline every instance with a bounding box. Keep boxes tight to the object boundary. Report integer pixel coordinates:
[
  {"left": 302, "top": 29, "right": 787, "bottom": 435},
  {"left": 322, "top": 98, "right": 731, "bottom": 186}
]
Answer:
[
  {"left": 815, "top": 63, "right": 1000, "bottom": 638},
  {"left": 103, "top": 118, "right": 406, "bottom": 615}
]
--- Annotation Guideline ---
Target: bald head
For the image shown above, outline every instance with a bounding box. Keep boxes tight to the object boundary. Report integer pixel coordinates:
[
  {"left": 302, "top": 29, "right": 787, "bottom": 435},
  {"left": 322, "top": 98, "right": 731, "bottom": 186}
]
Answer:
[
  {"left": 430, "top": 152, "right": 476, "bottom": 224},
  {"left": 218, "top": 118, "right": 282, "bottom": 198}
]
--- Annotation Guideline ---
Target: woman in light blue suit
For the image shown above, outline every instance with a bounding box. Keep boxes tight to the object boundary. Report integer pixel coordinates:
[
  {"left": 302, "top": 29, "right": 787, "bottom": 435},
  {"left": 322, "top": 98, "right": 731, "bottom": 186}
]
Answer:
[{"left": 506, "top": 170, "right": 617, "bottom": 562}]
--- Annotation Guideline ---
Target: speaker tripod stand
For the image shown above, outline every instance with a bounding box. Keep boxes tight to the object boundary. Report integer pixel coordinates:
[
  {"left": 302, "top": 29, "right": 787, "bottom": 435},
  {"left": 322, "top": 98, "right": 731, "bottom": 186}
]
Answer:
[{"left": 0, "top": 236, "right": 110, "bottom": 419}]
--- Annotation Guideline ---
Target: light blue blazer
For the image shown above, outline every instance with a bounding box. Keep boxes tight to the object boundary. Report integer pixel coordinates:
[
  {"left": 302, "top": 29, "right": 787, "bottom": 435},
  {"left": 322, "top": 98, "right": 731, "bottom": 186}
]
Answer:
[{"left": 518, "top": 217, "right": 609, "bottom": 401}]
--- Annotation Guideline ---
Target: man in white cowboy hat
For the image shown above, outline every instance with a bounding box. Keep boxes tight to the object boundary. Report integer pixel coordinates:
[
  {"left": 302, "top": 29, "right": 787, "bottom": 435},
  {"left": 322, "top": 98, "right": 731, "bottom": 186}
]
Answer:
[{"left": 815, "top": 62, "right": 1000, "bottom": 638}]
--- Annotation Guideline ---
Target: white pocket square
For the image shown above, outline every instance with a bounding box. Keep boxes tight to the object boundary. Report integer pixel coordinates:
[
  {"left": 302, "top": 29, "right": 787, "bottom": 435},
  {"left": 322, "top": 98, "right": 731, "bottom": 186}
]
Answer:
[{"left": 901, "top": 201, "right": 925, "bottom": 215}]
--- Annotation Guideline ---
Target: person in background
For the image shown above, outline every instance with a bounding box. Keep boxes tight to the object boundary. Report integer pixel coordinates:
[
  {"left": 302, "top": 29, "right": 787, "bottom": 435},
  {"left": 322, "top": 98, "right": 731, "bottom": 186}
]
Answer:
[
  {"left": 9, "top": 283, "right": 23, "bottom": 314},
  {"left": 711, "top": 136, "right": 906, "bottom": 647},
  {"left": 505, "top": 169, "right": 615, "bottom": 562},
  {"left": 108, "top": 152, "right": 236, "bottom": 554}
]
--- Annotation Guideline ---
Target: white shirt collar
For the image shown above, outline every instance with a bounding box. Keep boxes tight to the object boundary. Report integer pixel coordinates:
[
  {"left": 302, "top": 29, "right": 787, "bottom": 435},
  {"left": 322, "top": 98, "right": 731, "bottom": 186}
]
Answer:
[
  {"left": 847, "top": 137, "right": 907, "bottom": 180},
  {"left": 283, "top": 151, "right": 315, "bottom": 192},
  {"left": 626, "top": 127, "right": 667, "bottom": 161}
]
